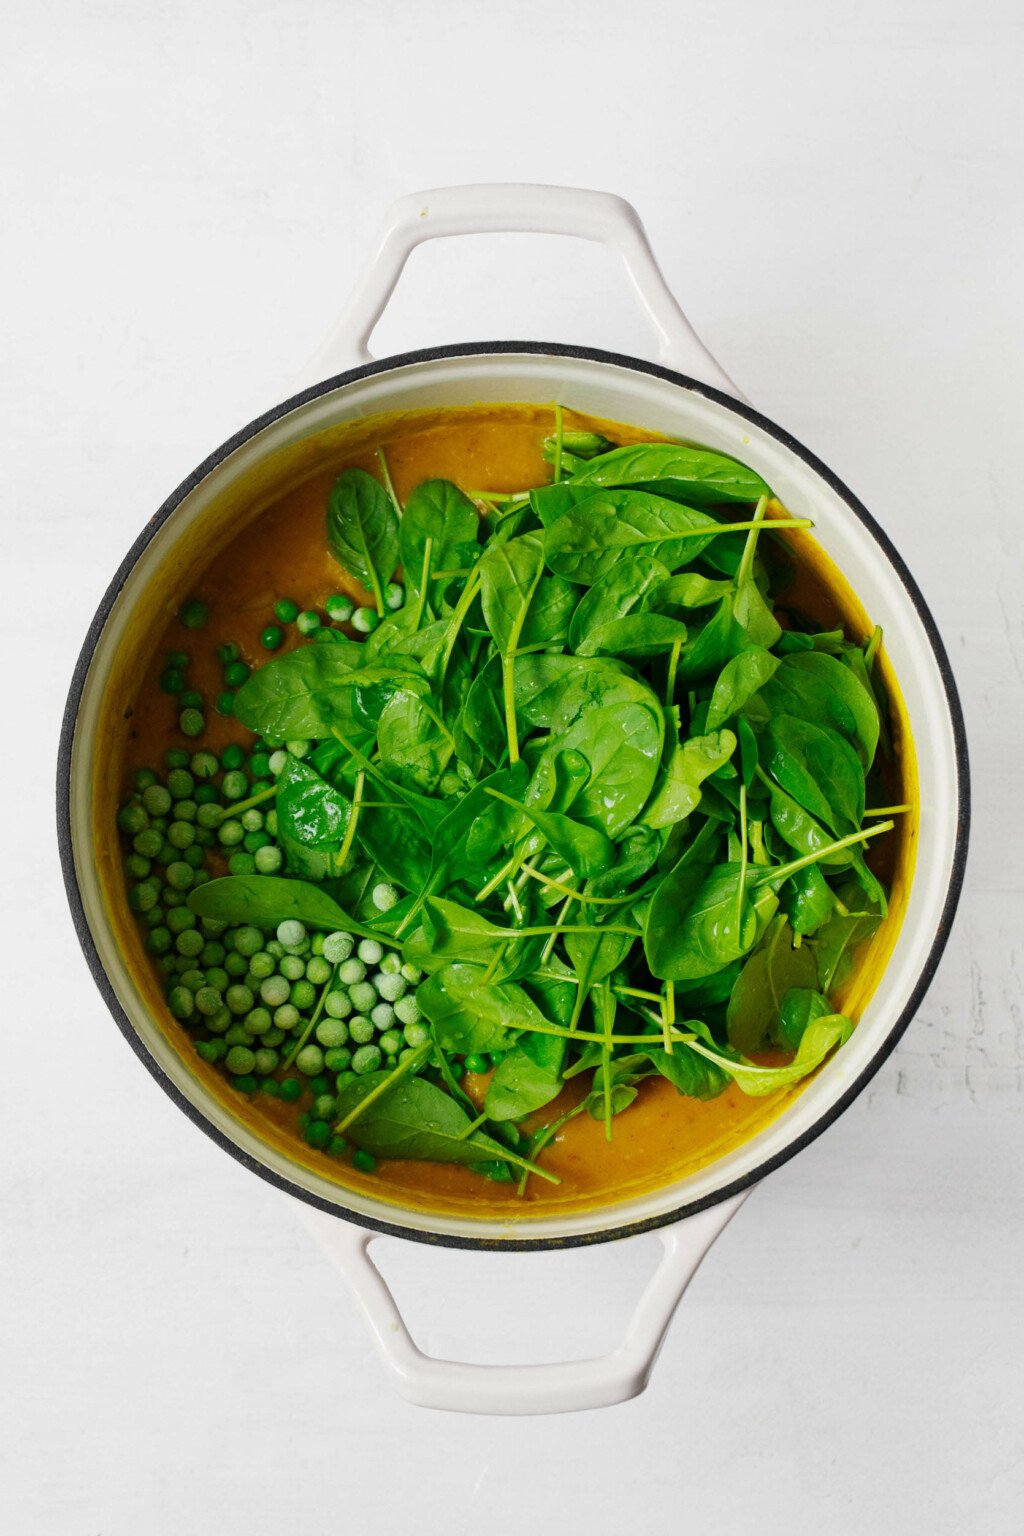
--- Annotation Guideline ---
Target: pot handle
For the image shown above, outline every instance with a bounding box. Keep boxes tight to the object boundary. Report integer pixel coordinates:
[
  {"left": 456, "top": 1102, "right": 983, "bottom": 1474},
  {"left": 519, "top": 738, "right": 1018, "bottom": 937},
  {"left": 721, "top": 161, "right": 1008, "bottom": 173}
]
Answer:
[
  {"left": 297, "top": 183, "right": 740, "bottom": 396},
  {"left": 290, "top": 1188, "right": 749, "bottom": 1415}
]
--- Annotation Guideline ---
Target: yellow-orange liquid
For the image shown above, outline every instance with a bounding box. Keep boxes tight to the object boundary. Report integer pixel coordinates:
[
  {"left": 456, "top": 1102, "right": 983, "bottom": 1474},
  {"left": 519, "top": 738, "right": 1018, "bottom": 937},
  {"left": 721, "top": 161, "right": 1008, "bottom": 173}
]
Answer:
[{"left": 97, "top": 404, "right": 918, "bottom": 1220}]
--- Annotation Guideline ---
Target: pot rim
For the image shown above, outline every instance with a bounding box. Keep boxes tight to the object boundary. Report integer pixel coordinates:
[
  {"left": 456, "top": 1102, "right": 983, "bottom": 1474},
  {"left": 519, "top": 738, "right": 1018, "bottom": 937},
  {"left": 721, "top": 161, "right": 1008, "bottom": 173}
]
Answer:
[{"left": 56, "top": 339, "right": 971, "bottom": 1252}]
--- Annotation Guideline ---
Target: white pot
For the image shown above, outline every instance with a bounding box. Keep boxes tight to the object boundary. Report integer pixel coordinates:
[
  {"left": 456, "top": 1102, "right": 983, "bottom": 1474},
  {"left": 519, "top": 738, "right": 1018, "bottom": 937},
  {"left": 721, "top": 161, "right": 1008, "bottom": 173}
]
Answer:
[{"left": 58, "top": 185, "right": 969, "bottom": 1415}]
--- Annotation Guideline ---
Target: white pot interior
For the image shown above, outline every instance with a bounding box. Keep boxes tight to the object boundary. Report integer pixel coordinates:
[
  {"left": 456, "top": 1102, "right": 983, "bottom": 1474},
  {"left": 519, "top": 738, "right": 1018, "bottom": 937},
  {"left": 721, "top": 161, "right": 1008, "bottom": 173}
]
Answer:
[{"left": 67, "top": 349, "right": 964, "bottom": 1244}]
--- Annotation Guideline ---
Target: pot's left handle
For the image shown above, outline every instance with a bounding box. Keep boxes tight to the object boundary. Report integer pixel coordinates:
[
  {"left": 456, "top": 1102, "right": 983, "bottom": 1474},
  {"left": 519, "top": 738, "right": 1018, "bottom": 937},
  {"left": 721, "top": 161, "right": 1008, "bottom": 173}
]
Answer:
[
  {"left": 290, "top": 1191, "right": 748, "bottom": 1415},
  {"left": 294, "top": 183, "right": 740, "bottom": 396}
]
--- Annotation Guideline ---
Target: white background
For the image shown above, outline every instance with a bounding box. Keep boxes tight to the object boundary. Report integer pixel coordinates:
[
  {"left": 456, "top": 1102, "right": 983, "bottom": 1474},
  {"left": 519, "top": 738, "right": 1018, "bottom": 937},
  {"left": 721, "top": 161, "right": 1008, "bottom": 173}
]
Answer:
[{"left": 3, "top": 1, "right": 1022, "bottom": 1531}]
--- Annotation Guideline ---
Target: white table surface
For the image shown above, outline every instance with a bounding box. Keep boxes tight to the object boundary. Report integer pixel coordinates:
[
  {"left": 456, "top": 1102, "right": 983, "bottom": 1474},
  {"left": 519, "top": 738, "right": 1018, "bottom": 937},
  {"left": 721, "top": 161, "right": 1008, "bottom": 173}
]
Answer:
[{"left": 3, "top": 0, "right": 1022, "bottom": 1530}]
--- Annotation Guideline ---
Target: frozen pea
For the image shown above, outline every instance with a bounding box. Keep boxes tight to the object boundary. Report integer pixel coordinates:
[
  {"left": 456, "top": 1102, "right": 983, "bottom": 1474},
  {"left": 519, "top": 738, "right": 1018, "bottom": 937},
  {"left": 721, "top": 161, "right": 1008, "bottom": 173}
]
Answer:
[
  {"left": 357, "top": 938, "right": 384, "bottom": 966},
  {"left": 374, "top": 971, "right": 407, "bottom": 1003},
  {"left": 233, "top": 925, "right": 263, "bottom": 957},
  {"left": 244, "top": 1006, "right": 272, "bottom": 1035},
  {"left": 254, "top": 1048, "right": 279, "bottom": 1074},
  {"left": 277, "top": 919, "right": 306, "bottom": 947},
  {"left": 280, "top": 954, "right": 306, "bottom": 981},
  {"left": 338, "top": 958, "right": 365, "bottom": 987},
  {"left": 295, "top": 1044, "right": 324, "bottom": 1076},
  {"left": 348, "top": 1016, "right": 374, "bottom": 1045},
  {"left": 290, "top": 980, "right": 316, "bottom": 1010},
  {"left": 254, "top": 845, "right": 283, "bottom": 874},
  {"left": 379, "top": 951, "right": 401, "bottom": 976},
  {"left": 326, "top": 1049, "right": 352, "bottom": 1074},
  {"left": 394, "top": 994, "right": 421, "bottom": 1026},
  {"left": 400, "top": 963, "right": 423, "bottom": 985},
  {"left": 403, "top": 1021, "right": 429, "bottom": 1048},
  {"left": 378, "top": 1029, "right": 402, "bottom": 1056},
  {"left": 249, "top": 951, "right": 275, "bottom": 979},
  {"left": 371, "top": 882, "right": 399, "bottom": 913},
  {"left": 316, "top": 1018, "right": 349, "bottom": 1048},
  {"left": 274, "top": 1004, "right": 300, "bottom": 1030},
  {"left": 305, "top": 955, "right": 331, "bottom": 985},
  {"left": 370, "top": 1001, "right": 395, "bottom": 1031},
  {"left": 313, "top": 1094, "right": 336, "bottom": 1122},
  {"left": 351, "top": 1044, "right": 382, "bottom": 1075},
  {"left": 349, "top": 981, "right": 376, "bottom": 1014},
  {"left": 324, "top": 990, "right": 352, "bottom": 1019},
  {"left": 323, "top": 931, "right": 354, "bottom": 964},
  {"left": 259, "top": 975, "right": 290, "bottom": 1008},
  {"left": 268, "top": 750, "right": 288, "bottom": 776}
]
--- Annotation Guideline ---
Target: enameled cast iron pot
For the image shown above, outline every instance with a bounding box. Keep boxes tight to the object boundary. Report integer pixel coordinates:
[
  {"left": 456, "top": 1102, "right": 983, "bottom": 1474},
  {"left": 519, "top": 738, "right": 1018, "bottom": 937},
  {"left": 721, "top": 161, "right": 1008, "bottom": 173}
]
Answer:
[{"left": 58, "top": 185, "right": 969, "bottom": 1414}]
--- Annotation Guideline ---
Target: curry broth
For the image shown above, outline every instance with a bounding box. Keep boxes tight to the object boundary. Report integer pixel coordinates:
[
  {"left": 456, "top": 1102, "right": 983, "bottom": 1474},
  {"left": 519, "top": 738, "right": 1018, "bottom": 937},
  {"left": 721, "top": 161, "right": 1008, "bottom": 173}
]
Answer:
[{"left": 100, "top": 404, "right": 918, "bottom": 1219}]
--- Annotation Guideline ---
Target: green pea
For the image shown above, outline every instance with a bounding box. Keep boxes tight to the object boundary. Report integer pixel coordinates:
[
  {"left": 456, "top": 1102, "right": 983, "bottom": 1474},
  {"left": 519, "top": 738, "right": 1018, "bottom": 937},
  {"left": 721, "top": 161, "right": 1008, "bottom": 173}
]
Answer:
[
  {"left": 226, "top": 984, "right": 255, "bottom": 1016},
  {"left": 279, "top": 1077, "right": 302, "bottom": 1102},
  {"left": 274, "top": 598, "right": 299, "bottom": 623},
  {"left": 160, "top": 668, "right": 185, "bottom": 695},
  {"left": 165, "top": 861, "right": 194, "bottom": 891},
  {"left": 258, "top": 1076, "right": 280, "bottom": 1096},
  {"left": 123, "top": 852, "right": 151, "bottom": 880},
  {"left": 464, "top": 1054, "right": 488, "bottom": 1074},
  {"left": 289, "top": 980, "right": 316, "bottom": 1010},
  {"left": 166, "top": 820, "right": 195, "bottom": 850},
  {"left": 249, "top": 751, "right": 271, "bottom": 778},
  {"left": 224, "top": 661, "right": 250, "bottom": 688},
  {"left": 328, "top": 1135, "right": 348, "bottom": 1156},
  {"left": 166, "top": 650, "right": 189, "bottom": 670},
  {"left": 383, "top": 582, "right": 405, "bottom": 611},
  {"left": 325, "top": 1048, "right": 352, "bottom": 1074},
  {"left": 232, "top": 1075, "right": 257, "bottom": 1094},
  {"left": 146, "top": 927, "right": 172, "bottom": 955},
  {"left": 117, "top": 802, "right": 149, "bottom": 836},
  {"left": 351, "top": 1044, "right": 382, "bottom": 1075},
  {"left": 352, "top": 1149, "right": 377, "bottom": 1173},
  {"left": 305, "top": 1120, "right": 331, "bottom": 1149},
  {"left": 195, "top": 1039, "right": 224, "bottom": 1063},
  {"left": 179, "top": 707, "right": 205, "bottom": 738},
  {"left": 179, "top": 599, "right": 208, "bottom": 629},
  {"left": 261, "top": 624, "right": 284, "bottom": 650},
  {"left": 254, "top": 845, "right": 283, "bottom": 874},
  {"left": 179, "top": 689, "right": 204, "bottom": 710},
  {"left": 217, "top": 819, "right": 244, "bottom": 847},
  {"left": 216, "top": 691, "right": 235, "bottom": 717},
  {"left": 174, "top": 799, "right": 197, "bottom": 823},
  {"left": 227, "top": 853, "right": 255, "bottom": 876},
  {"left": 325, "top": 594, "right": 355, "bottom": 623},
  {"left": 351, "top": 607, "right": 378, "bottom": 634},
  {"left": 133, "top": 768, "right": 157, "bottom": 792},
  {"left": 205, "top": 966, "right": 229, "bottom": 992},
  {"left": 190, "top": 750, "right": 219, "bottom": 780},
  {"left": 295, "top": 1044, "right": 325, "bottom": 1076},
  {"left": 295, "top": 611, "right": 320, "bottom": 636},
  {"left": 167, "top": 986, "right": 194, "bottom": 1020},
  {"left": 224, "top": 1023, "right": 252, "bottom": 1047},
  {"left": 128, "top": 880, "right": 160, "bottom": 914},
  {"left": 141, "top": 784, "right": 172, "bottom": 817},
  {"left": 305, "top": 956, "right": 332, "bottom": 986}
]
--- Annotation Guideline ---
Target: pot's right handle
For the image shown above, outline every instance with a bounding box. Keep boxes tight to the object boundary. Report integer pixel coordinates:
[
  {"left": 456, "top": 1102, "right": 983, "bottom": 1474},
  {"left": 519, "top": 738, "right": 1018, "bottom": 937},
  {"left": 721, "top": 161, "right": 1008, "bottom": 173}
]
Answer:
[
  {"left": 292, "top": 1188, "right": 750, "bottom": 1415},
  {"left": 297, "top": 183, "right": 742, "bottom": 398}
]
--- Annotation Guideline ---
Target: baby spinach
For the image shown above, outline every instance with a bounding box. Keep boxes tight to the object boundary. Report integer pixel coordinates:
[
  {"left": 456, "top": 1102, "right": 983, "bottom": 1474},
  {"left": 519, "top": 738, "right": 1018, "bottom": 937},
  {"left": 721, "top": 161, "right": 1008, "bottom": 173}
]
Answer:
[
  {"left": 326, "top": 467, "right": 400, "bottom": 615},
  {"left": 569, "top": 441, "right": 770, "bottom": 505},
  {"left": 187, "top": 875, "right": 388, "bottom": 942},
  {"left": 725, "top": 916, "right": 819, "bottom": 1052},
  {"left": 544, "top": 490, "right": 721, "bottom": 583},
  {"left": 399, "top": 478, "right": 480, "bottom": 593}
]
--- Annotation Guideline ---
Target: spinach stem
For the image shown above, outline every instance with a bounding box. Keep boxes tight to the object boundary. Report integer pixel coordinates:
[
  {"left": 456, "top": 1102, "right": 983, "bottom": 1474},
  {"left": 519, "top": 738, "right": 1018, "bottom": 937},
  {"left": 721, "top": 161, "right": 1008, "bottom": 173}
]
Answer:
[
  {"left": 755, "top": 818, "right": 895, "bottom": 885},
  {"left": 411, "top": 536, "right": 433, "bottom": 631},
  {"left": 552, "top": 402, "right": 565, "bottom": 483},
  {"left": 212, "top": 782, "right": 277, "bottom": 822},
  {"left": 665, "top": 638, "right": 682, "bottom": 707},
  {"left": 517, "top": 1103, "right": 585, "bottom": 1195},
  {"left": 736, "top": 493, "right": 770, "bottom": 590},
  {"left": 282, "top": 962, "right": 340, "bottom": 1070},
  {"left": 540, "top": 891, "right": 576, "bottom": 965},
  {"left": 333, "top": 770, "right": 364, "bottom": 874},
  {"left": 502, "top": 655, "right": 520, "bottom": 764},
  {"left": 863, "top": 804, "right": 911, "bottom": 815},
  {"left": 662, "top": 981, "right": 676, "bottom": 1056},
  {"left": 376, "top": 447, "right": 402, "bottom": 519},
  {"left": 736, "top": 781, "right": 748, "bottom": 931},
  {"left": 333, "top": 1042, "right": 432, "bottom": 1136},
  {"left": 520, "top": 862, "right": 626, "bottom": 907},
  {"left": 438, "top": 567, "right": 482, "bottom": 683}
]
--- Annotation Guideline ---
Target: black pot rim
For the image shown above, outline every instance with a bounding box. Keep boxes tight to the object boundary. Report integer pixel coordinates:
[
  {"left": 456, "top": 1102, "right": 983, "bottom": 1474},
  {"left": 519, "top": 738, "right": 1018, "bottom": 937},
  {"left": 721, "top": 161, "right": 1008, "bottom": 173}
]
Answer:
[{"left": 56, "top": 339, "right": 971, "bottom": 1253}]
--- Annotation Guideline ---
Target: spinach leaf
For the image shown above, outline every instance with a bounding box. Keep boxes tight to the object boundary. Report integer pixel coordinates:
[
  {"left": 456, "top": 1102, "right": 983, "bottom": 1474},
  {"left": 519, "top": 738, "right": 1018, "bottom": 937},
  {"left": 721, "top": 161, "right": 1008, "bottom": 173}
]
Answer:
[
  {"left": 275, "top": 755, "right": 350, "bottom": 853},
  {"left": 569, "top": 441, "right": 769, "bottom": 506},
  {"left": 684, "top": 1012, "right": 853, "bottom": 1096},
  {"left": 777, "top": 987, "right": 831, "bottom": 1050},
  {"left": 543, "top": 490, "right": 721, "bottom": 583},
  {"left": 399, "top": 479, "right": 480, "bottom": 592},
  {"left": 755, "top": 651, "right": 879, "bottom": 768},
  {"left": 233, "top": 639, "right": 363, "bottom": 742},
  {"left": 567, "top": 556, "right": 686, "bottom": 658},
  {"left": 336, "top": 1072, "right": 538, "bottom": 1170},
  {"left": 326, "top": 467, "right": 400, "bottom": 614},
  {"left": 779, "top": 863, "right": 834, "bottom": 937},
  {"left": 187, "top": 875, "right": 386, "bottom": 940},
  {"left": 417, "top": 962, "right": 551, "bottom": 1054},
  {"left": 641, "top": 730, "right": 737, "bottom": 830},
  {"left": 725, "top": 916, "right": 819, "bottom": 1052},
  {"left": 641, "top": 1042, "right": 729, "bottom": 1100},
  {"left": 645, "top": 863, "right": 779, "bottom": 982},
  {"left": 485, "top": 1032, "right": 566, "bottom": 1122},
  {"left": 764, "top": 715, "right": 865, "bottom": 833},
  {"left": 706, "top": 648, "right": 780, "bottom": 731}
]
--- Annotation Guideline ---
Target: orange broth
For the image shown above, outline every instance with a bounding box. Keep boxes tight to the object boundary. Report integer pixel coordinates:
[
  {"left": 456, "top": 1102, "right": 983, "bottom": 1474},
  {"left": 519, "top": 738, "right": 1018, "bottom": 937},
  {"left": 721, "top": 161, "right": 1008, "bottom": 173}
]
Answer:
[{"left": 100, "top": 404, "right": 917, "bottom": 1220}]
